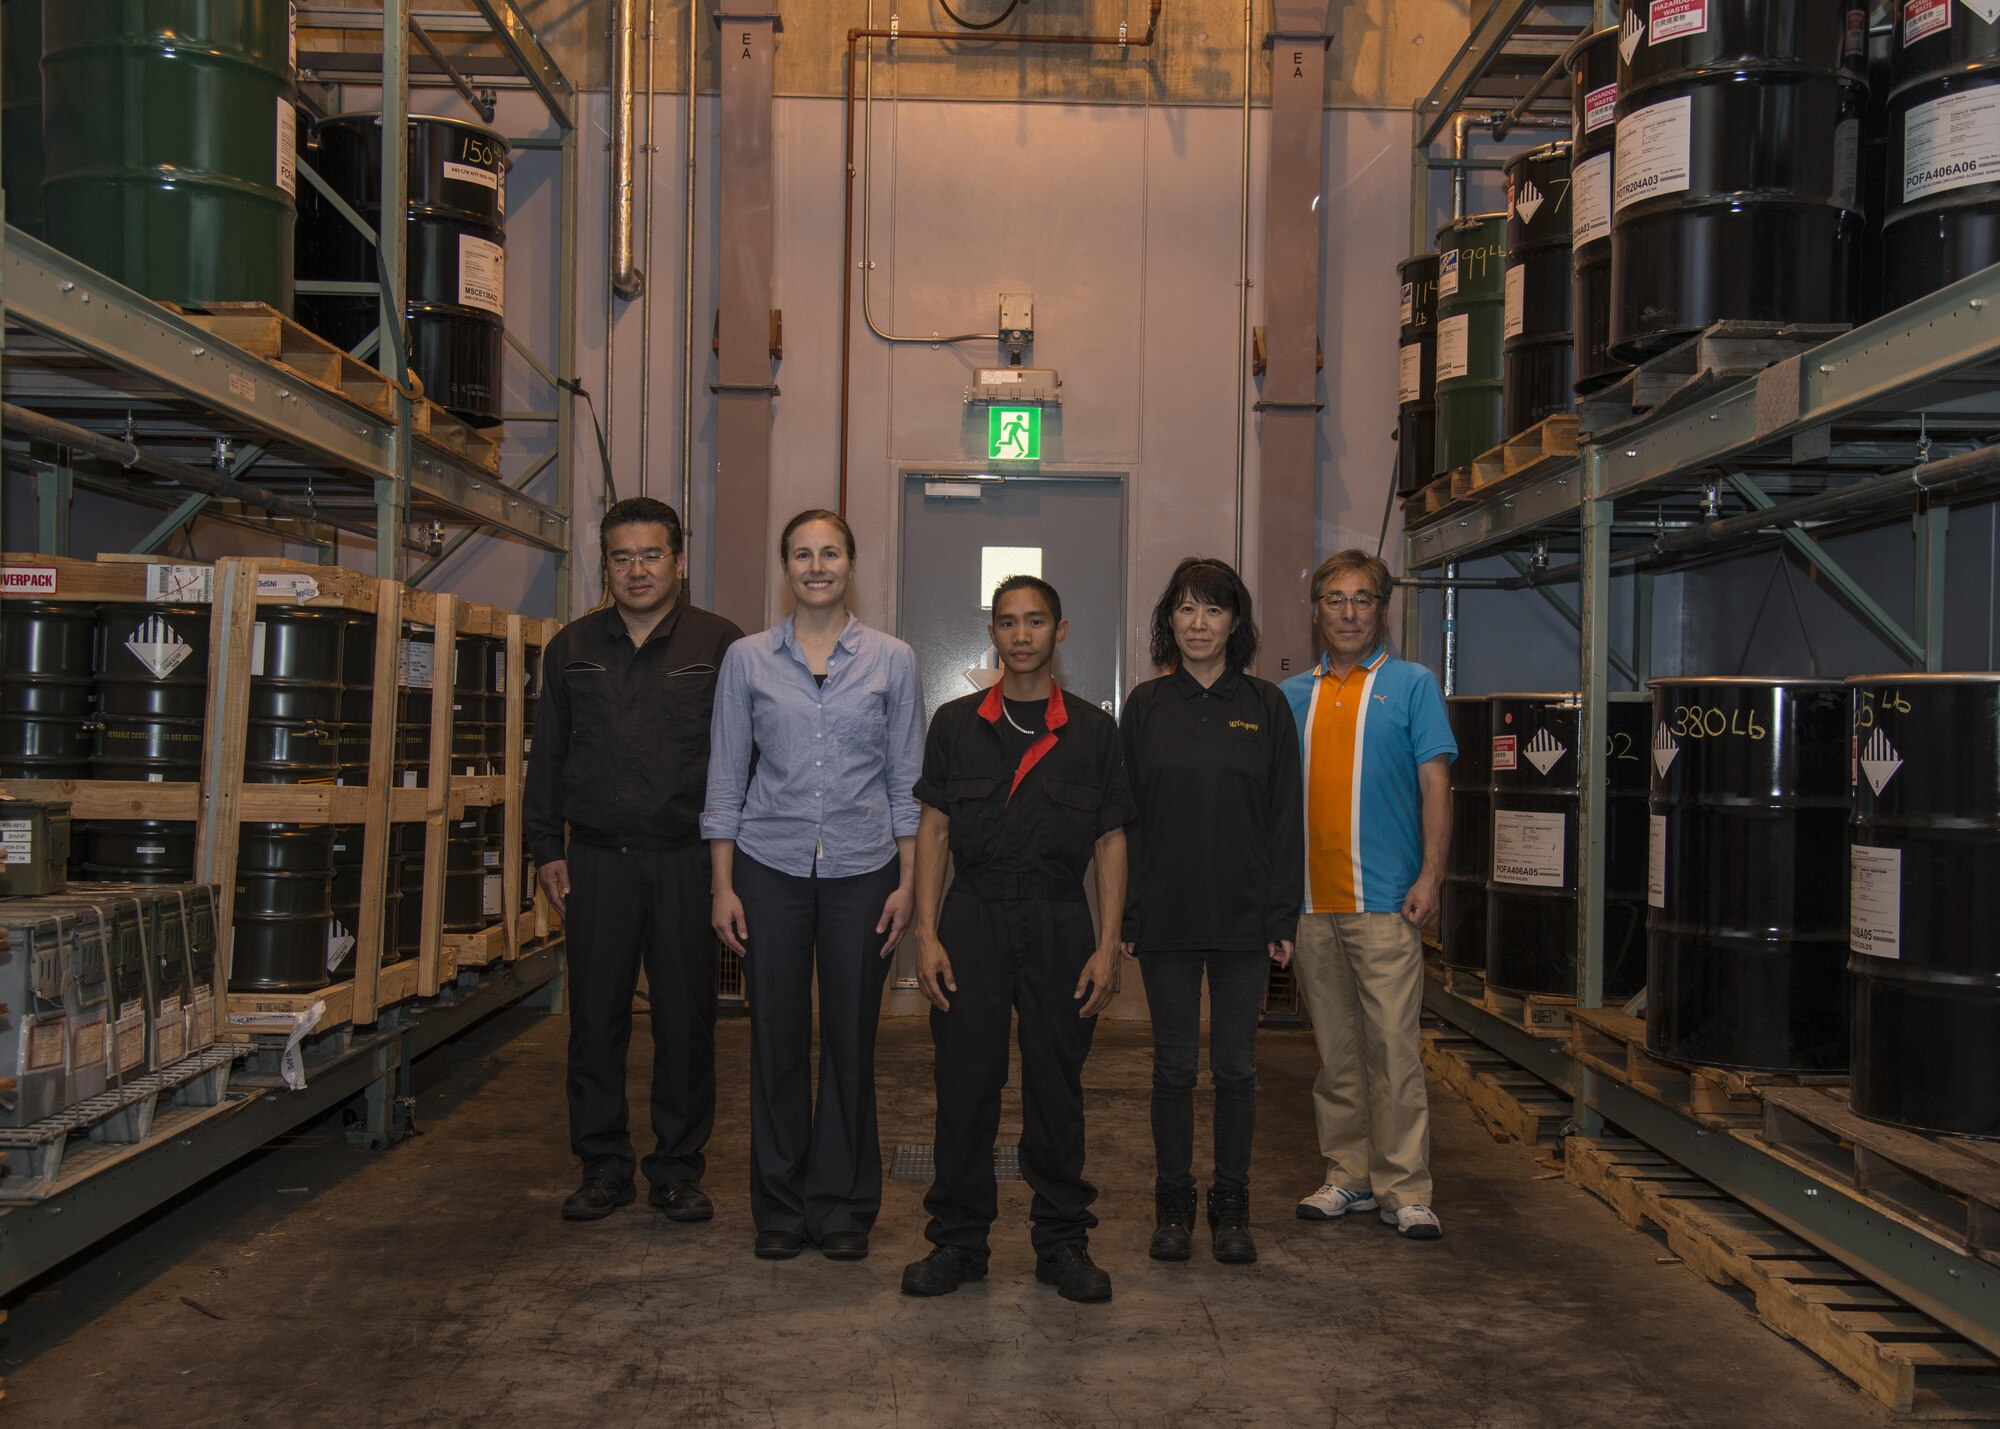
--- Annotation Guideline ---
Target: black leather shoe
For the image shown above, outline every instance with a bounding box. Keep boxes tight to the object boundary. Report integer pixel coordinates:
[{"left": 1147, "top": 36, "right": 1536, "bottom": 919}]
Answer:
[
  {"left": 561, "top": 1177, "right": 636, "bottom": 1222},
  {"left": 753, "top": 1231, "right": 805, "bottom": 1260},
  {"left": 1035, "top": 1243, "right": 1112, "bottom": 1303},
  {"left": 649, "top": 1179, "right": 714, "bottom": 1223},
  {"left": 820, "top": 1231, "right": 870, "bottom": 1261},
  {"left": 1208, "top": 1185, "right": 1257, "bottom": 1265},
  {"left": 900, "top": 1246, "right": 987, "bottom": 1296},
  {"left": 1149, "top": 1186, "right": 1196, "bottom": 1262}
]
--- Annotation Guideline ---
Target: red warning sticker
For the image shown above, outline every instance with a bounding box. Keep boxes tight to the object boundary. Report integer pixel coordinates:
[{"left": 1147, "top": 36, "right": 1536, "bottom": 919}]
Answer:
[
  {"left": 1649, "top": 0, "right": 1708, "bottom": 42},
  {"left": 1584, "top": 82, "right": 1617, "bottom": 133},
  {"left": 1492, "top": 735, "right": 1518, "bottom": 771},
  {"left": 1906, "top": 0, "right": 1951, "bottom": 44}
]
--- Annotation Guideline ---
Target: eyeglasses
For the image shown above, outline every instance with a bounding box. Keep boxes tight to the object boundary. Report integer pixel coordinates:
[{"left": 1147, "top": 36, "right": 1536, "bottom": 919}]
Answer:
[
  {"left": 608, "top": 549, "right": 670, "bottom": 572},
  {"left": 1318, "top": 593, "right": 1380, "bottom": 612}
]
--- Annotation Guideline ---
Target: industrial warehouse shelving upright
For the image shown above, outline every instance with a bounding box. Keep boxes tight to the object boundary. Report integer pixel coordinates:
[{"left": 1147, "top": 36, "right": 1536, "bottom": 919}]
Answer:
[
  {"left": 0, "top": 1, "right": 579, "bottom": 1297},
  {"left": 1400, "top": 0, "right": 2000, "bottom": 1374}
]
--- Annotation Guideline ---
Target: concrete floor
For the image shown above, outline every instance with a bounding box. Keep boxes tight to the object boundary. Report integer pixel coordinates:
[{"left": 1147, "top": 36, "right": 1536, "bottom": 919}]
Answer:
[{"left": 4, "top": 1006, "right": 1894, "bottom": 1428}]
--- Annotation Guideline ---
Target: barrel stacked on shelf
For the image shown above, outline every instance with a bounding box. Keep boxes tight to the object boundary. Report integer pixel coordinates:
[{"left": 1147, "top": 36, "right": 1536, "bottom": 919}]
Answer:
[
  {"left": 1609, "top": 0, "right": 1868, "bottom": 361},
  {"left": 1396, "top": 253, "right": 1441, "bottom": 497},
  {"left": 1882, "top": 0, "right": 2000, "bottom": 310},
  {"left": 1501, "top": 141, "right": 1575, "bottom": 436},
  {"left": 1433, "top": 214, "right": 1508, "bottom": 481},
  {"left": 1567, "top": 26, "right": 1628, "bottom": 396},
  {"left": 1441, "top": 696, "right": 1490, "bottom": 970}
]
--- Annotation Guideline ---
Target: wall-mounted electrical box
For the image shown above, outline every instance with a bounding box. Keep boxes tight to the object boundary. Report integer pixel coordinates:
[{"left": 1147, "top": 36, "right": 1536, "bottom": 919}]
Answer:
[{"left": 965, "top": 367, "right": 1062, "bottom": 405}]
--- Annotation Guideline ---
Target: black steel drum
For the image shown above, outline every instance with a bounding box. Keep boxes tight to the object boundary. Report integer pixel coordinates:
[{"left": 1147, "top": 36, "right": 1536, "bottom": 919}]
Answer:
[
  {"left": 1, "top": 601, "right": 95, "bottom": 779},
  {"left": 1397, "top": 252, "right": 1441, "bottom": 496},
  {"left": 1441, "top": 695, "right": 1490, "bottom": 971},
  {"left": 297, "top": 114, "right": 509, "bottom": 425},
  {"left": 230, "top": 823, "right": 335, "bottom": 993},
  {"left": 249, "top": 607, "right": 343, "bottom": 723},
  {"left": 1846, "top": 673, "right": 2000, "bottom": 1137},
  {"left": 1502, "top": 141, "right": 1575, "bottom": 435},
  {"left": 444, "top": 811, "right": 490, "bottom": 933},
  {"left": 92, "top": 601, "right": 207, "bottom": 782},
  {"left": 1856, "top": 12, "right": 1894, "bottom": 322},
  {"left": 1646, "top": 678, "right": 1849, "bottom": 1072},
  {"left": 79, "top": 821, "right": 197, "bottom": 883},
  {"left": 1610, "top": 0, "right": 1867, "bottom": 361},
  {"left": 1566, "top": 26, "right": 1628, "bottom": 393},
  {"left": 1883, "top": 0, "right": 2000, "bottom": 309},
  {"left": 1485, "top": 692, "right": 1649, "bottom": 998}
]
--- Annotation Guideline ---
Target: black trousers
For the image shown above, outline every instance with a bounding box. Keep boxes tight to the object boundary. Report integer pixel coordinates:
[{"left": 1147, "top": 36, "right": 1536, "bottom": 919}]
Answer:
[
  {"left": 1138, "top": 949, "right": 1266, "bottom": 1194},
  {"left": 563, "top": 841, "right": 717, "bottom": 1187},
  {"left": 925, "top": 886, "right": 1101, "bottom": 1261},
  {"left": 734, "top": 851, "right": 899, "bottom": 1239}
]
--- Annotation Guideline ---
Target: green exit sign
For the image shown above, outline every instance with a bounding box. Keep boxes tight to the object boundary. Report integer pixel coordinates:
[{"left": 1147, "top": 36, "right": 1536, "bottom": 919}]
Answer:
[{"left": 987, "top": 406, "right": 1041, "bottom": 461}]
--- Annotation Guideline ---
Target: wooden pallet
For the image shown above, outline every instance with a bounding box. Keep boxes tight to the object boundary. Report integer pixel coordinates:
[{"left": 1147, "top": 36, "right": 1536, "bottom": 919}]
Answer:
[
  {"left": 1579, "top": 320, "right": 1850, "bottom": 438},
  {"left": 1570, "top": 1007, "right": 1844, "bottom": 1127},
  {"left": 445, "top": 922, "right": 511, "bottom": 970},
  {"left": 177, "top": 301, "right": 408, "bottom": 422},
  {"left": 1479, "top": 983, "right": 1576, "bottom": 1039},
  {"left": 1420, "top": 1028, "right": 1570, "bottom": 1147},
  {"left": 1567, "top": 1137, "right": 2000, "bottom": 1418},
  {"left": 1467, "top": 413, "right": 1581, "bottom": 496},
  {"left": 1749, "top": 1087, "right": 2000, "bottom": 1267},
  {"left": 411, "top": 398, "right": 502, "bottom": 474},
  {"left": 227, "top": 958, "right": 424, "bottom": 1034}
]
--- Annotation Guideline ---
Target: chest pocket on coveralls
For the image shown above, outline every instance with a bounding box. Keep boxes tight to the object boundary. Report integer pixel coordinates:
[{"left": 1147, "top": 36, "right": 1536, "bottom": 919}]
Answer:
[{"left": 658, "top": 663, "right": 719, "bottom": 734}]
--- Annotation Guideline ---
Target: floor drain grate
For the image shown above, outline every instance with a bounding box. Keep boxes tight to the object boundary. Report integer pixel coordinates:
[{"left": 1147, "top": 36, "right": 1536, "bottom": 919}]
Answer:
[{"left": 890, "top": 1143, "right": 1022, "bottom": 1181}]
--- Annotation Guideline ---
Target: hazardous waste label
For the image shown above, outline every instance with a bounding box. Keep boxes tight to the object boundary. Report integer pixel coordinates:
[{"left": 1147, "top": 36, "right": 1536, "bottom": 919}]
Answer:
[{"left": 1903, "top": 89, "right": 2000, "bottom": 201}]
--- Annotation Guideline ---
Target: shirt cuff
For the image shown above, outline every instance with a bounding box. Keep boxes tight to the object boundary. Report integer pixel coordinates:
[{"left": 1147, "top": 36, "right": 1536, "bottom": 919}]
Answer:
[{"left": 698, "top": 811, "right": 740, "bottom": 841}]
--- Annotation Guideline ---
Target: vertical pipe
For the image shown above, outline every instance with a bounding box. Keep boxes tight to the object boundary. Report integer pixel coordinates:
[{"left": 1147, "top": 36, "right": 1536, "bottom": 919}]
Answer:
[
  {"left": 638, "top": 0, "right": 659, "bottom": 496},
  {"left": 611, "top": 0, "right": 645, "bottom": 299},
  {"left": 1441, "top": 557, "right": 1458, "bottom": 693},
  {"left": 1574, "top": 494, "right": 1613, "bottom": 1134},
  {"left": 1916, "top": 505, "right": 1948, "bottom": 670},
  {"left": 1232, "top": 0, "right": 1253, "bottom": 570},
  {"left": 1452, "top": 113, "right": 1471, "bottom": 221},
  {"left": 377, "top": 0, "right": 412, "bottom": 582},
  {"left": 558, "top": 105, "right": 579, "bottom": 622},
  {"left": 682, "top": 0, "right": 700, "bottom": 556}
]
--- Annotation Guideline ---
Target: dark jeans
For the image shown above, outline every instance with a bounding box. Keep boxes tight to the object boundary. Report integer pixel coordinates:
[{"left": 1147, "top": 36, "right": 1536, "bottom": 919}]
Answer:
[
  {"left": 734, "top": 851, "right": 899, "bottom": 1239},
  {"left": 563, "top": 841, "right": 717, "bottom": 1188},
  {"left": 1138, "top": 949, "right": 1266, "bottom": 1194},
  {"left": 926, "top": 887, "right": 1101, "bottom": 1261}
]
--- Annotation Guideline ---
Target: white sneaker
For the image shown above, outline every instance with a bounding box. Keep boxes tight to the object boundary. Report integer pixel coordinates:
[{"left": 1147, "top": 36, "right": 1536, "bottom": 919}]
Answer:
[
  {"left": 1295, "top": 1183, "right": 1378, "bottom": 1221},
  {"left": 1382, "top": 1203, "right": 1443, "bottom": 1240}
]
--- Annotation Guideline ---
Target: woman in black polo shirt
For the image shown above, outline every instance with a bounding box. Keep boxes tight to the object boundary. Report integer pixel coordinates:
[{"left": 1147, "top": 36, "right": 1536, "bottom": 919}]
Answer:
[{"left": 1119, "top": 557, "right": 1302, "bottom": 1265}]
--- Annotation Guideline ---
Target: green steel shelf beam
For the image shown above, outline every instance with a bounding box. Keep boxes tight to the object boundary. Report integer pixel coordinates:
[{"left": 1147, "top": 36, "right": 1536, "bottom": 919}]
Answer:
[
  {"left": 1406, "top": 459, "right": 1583, "bottom": 568},
  {"left": 2, "top": 231, "right": 568, "bottom": 551},
  {"left": 466, "top": 0, "right": 575, "bottom": 128}
]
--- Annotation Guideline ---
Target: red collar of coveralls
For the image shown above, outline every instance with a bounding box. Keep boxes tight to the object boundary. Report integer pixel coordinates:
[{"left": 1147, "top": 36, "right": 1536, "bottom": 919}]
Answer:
[{"left": 978, "top": 681, "right": 1069, "bottom": 801}]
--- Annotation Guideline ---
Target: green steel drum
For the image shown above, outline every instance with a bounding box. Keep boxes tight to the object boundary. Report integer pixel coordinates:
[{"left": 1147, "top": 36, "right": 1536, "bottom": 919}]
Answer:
[
  {"left": 41, "top": 0, "right": 297, "bottom": 312},
  {"left": 4, "top": 0, "right": 43, "bottom": 236},
  {"left": 1433, "top": 214, "right": 1506, "bottom": 475}
]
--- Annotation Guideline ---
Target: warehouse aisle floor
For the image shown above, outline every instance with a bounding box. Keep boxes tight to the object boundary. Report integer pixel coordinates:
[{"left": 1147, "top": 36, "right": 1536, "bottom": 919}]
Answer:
[{"left": 5, "top": 1008, "right": 1891, "bottom": 1427}]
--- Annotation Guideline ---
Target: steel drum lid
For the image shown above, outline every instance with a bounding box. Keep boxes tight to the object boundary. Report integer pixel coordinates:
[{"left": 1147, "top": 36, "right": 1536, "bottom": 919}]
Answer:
[{"left": 1843, "top": 672, "right": 2000, "bottom": 1136}]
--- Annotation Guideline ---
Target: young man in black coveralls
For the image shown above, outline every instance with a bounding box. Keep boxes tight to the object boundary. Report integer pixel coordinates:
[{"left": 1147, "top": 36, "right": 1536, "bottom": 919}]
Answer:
[
  {"left": 901, "top": 575, "right": 1135, "bottom": 1303},
  {"left": 523, "top": 497, "right": 743, "bottom": 1222}
]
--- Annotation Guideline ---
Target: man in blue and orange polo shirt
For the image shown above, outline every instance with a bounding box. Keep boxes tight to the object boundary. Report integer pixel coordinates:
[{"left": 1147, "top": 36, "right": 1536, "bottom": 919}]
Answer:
[{"left": 1280, "top": 549, "right": 1454, "bottom": 1240}]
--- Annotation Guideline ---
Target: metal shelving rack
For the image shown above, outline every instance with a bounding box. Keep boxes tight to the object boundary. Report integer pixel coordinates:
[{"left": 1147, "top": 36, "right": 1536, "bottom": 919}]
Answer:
[
  {"left": 2, "top": 0, "right": 577, "bottom": 615},
  {"left": 0, "top": 2, "right": 580, "bottom": 1294},
  {"left": 1400, "top": 3, "right": 2000, "bottom": 1358}
]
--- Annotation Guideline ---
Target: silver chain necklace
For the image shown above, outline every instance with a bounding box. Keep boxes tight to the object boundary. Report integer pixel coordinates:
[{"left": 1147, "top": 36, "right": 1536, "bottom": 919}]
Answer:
[{"left": 1002, "top": 700, "right": 1040, "bottom": 736}]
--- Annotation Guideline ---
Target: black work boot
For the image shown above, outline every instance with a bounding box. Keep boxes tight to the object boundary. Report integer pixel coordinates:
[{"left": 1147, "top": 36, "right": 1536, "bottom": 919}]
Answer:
[
  {"left": 901, "top": 1246, "right": 988, "bottom": 1297},
  {"left": 1036, "top": 1243, "right": 1113, "bottom": 1303},
  {"left": 1208, "top": 1185, "right": 1257, "bottom": 1264},
  {"left": 1149, "top": 1185, "right": 1198, "bottom": 1262}
]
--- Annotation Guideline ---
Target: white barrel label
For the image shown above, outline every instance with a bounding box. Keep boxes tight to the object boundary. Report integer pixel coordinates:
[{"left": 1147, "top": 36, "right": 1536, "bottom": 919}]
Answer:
[
  {"left": 1648, "top": 814, "right": 1667, "bottom": 908},
  {"left": 444, "top": 161, "right": 500, "bottom": 191},
  {"left": 1493, "top": 810, "right": 1565, "bottom": 887},
  {"left": 1849, "top": 845, "right": 1901, "bottom": 958},
  {"left": 1615, "top": 97, "right": 1693, "bottom": 212},
  {"left": 1903, "top": 88, "right": 2000, "bottom": 201},
  {"left": 1649, "top": 0, "right": 1708, "bottom": 43},
  {"left": 277, "top": 99, "right": 297, "bottom": 196},
  {"left": 1906, "top": 0, "right": 1950, "bottom": 43},
  {"left": 1435, "top": 313, "right": 1470, "bottom": 381},
  {"left": 1398, "top": 343, "right": 1424, "bottom": 404},
  {"left": 458, "top": 234, "right": 506, "bottom": 317},
  {"left": 1584, "top": 82, "right": 1617, "bottom": 134},
  {"left": 1504, "top": 265, "right": 1525, "bottom": 340},
  {"left": 1439, "top": 249, "right": 1461, "bottom": 298},
  {"left": 1400, "top": 281, "right": 1414, "bottom": 326},
  {"left": 1573, "top": 151, "right": 1612, "bottom": 246}
]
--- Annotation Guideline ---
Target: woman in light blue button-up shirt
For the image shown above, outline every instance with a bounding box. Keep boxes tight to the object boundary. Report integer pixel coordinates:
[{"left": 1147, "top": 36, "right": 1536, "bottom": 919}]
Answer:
[{"left": 702, "top": 509, "right": 925, "bottom": 1262}]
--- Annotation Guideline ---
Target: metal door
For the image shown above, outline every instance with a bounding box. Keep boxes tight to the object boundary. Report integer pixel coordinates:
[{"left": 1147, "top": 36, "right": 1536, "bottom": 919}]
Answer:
[
  {"left": 891, "top": 471, "right": 1142, "bottom": 1015},
  {"left": 897, "top": 473, "right": 1126, "bottom": 724}
]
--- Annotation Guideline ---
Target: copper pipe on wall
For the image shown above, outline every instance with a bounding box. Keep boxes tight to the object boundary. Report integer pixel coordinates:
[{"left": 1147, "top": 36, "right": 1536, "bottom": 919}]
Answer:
[{"left": 834, "top": 1, "right": 1164, "bottom": 515}]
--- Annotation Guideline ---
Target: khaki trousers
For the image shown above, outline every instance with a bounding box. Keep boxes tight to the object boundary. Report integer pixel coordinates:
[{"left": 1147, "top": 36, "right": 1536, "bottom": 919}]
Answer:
[{"left": 1292, "top": 911, "right": 1432, "bottom": 1210}]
